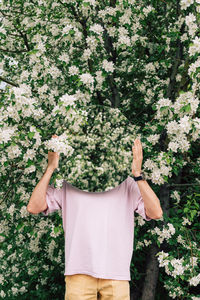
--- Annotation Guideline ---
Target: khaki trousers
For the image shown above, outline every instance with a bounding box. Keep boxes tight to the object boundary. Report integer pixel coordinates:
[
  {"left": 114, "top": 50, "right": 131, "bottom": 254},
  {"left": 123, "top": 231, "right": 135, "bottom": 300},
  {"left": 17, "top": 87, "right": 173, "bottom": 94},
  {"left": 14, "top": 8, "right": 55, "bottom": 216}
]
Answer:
[{"left": 65, "top": 274, "right": 130, "bottom": 300}]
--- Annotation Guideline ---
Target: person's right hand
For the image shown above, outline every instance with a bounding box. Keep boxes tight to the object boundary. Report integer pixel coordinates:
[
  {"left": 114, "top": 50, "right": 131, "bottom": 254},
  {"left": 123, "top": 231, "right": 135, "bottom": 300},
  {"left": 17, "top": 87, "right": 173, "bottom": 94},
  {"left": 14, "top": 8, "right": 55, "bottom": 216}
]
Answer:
[{"left": 48, "top": 135, "right": 60, "bottom": 170}]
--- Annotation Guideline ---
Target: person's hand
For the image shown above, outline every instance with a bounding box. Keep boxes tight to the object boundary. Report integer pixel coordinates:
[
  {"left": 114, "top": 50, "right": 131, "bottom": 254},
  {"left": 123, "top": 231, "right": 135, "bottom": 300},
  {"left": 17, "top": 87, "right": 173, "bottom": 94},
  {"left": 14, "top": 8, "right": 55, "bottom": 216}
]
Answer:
[
  {"left": 132, "top": 138, "right": 143, "bottom": 176},
  {"left": 47, "top": 135, "right": 60, "bottom": 170}
]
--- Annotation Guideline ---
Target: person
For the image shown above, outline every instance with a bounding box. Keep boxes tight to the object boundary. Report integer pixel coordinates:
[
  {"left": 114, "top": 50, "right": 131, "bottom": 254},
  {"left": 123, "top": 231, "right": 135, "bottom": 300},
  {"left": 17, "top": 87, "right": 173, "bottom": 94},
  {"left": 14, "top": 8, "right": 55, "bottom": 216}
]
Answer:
[{"left": 27, "top": 134, "right": 163, "bottom": 300}]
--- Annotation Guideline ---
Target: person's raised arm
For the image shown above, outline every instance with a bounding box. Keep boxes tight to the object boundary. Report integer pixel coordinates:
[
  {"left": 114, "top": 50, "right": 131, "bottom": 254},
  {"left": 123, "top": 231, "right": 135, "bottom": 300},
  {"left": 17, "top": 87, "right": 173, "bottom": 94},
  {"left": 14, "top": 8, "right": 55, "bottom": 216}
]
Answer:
[{"left": 26, "top": 135, "right": 59, "bottom": 214}]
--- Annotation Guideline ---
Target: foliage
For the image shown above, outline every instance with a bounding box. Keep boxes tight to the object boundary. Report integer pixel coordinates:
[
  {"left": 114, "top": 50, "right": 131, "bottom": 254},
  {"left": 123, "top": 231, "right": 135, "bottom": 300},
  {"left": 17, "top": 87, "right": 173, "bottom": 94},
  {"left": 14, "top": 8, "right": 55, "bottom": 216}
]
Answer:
[{"left": 0, "top": 0, "right": 200, "bottom": 299}]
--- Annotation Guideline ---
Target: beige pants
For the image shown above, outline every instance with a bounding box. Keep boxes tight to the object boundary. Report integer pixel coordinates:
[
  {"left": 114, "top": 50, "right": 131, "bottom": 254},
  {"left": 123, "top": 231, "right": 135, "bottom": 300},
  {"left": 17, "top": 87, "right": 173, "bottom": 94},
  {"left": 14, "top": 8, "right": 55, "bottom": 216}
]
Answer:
[{"left": 65, "top": 274, "right": 130, "bottom": 300}]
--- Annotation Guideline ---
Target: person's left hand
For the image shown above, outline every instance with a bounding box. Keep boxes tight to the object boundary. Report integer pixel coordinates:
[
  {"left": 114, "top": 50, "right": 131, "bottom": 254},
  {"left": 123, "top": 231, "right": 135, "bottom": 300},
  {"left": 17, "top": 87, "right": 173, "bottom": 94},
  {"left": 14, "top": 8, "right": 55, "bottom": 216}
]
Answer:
[{"left": 132, "top": 138, "right": 143, "bottom": 176}]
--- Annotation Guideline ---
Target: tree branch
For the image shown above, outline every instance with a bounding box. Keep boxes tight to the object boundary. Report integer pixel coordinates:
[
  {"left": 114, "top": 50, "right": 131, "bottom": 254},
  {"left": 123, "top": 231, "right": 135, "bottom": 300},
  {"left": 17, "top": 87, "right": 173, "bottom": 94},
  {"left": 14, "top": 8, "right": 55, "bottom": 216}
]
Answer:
[{"left": 0, "top": 76, "right": 19, "bottom": 87}]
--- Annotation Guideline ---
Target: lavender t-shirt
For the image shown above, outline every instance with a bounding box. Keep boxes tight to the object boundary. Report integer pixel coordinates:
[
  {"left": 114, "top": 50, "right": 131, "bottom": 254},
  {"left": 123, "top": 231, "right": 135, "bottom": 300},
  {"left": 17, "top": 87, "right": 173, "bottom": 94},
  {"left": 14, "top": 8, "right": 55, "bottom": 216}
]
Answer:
[{"left": 41, "top": 176, "right": 152, "bottom": 281}]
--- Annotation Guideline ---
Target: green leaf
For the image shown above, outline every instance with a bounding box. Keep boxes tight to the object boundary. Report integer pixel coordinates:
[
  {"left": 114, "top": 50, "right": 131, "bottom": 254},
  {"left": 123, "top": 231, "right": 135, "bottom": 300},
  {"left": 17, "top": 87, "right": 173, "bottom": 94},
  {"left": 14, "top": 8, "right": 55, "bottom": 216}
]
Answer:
[
  {"left": 28, "top": 132, "right": 35, "bottom": 139},
  {"left": 166, "top": 158, "right": 171, "bottom": 164},
  {"left": 65, "top": 106, "right": 71, "bottom": 111},
  {"left": 27, "top": 49, "right": 39, "bottom": 55},
  {"left": 69, "top": 29, "right": 75, "bottom": 35},
  {"left": 83, "top": 2, "right": 90, "bottom": 6},
  {"left": 54, "top": 226, "right": 59, "bottom": 233},
  {"left": 16, "top": 223, "right": 24, "bottom": 230},
  {"left": 156, "top": 240, "right": 160, "bottom": 247},
  {"left": 163, "top": 175, "right": 168, "bottom": 183},
  {"left": 190, "top": 210, "right": 197, "bottom": 218},
  {"left": 160, "top": 106, "right": 169, "bottom": 112},
  {"left": 185, "top": 103, "right": 191, "bottom": 112},
  {"left": 26, "top": 159, "right": 34, "bottom": 167},
  {"left": 180, "top": 103, "right": 191, "bottom": 113},
  {"left": 77, "top": 81, "right": 82, "bottom": 87}
]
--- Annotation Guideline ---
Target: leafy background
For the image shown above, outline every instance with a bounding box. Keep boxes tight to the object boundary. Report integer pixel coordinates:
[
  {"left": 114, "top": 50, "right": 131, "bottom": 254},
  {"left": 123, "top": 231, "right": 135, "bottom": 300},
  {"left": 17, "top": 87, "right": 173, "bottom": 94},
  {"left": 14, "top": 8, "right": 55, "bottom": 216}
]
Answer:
[{"left": 0, "top": 0, "right": 200, "bottom": 299}]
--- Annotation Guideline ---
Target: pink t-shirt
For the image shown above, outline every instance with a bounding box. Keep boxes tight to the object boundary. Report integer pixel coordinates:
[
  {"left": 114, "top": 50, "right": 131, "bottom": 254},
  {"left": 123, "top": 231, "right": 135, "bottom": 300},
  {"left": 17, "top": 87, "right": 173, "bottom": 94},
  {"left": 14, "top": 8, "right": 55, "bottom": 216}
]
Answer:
[{"left": 41, "top": 175, "right": 152, "bottom": 281}]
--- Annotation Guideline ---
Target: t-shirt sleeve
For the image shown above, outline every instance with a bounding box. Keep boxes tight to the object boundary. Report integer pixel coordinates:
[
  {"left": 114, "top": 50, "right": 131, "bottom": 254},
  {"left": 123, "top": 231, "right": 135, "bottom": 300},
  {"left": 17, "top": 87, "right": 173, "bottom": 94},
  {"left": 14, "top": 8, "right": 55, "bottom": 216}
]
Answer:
[
  {"left": 128, "top": 177, "right": 152, "bottom": 221},
  {"left": 41, "top": 182, "right": 65, "bottom": 216}
]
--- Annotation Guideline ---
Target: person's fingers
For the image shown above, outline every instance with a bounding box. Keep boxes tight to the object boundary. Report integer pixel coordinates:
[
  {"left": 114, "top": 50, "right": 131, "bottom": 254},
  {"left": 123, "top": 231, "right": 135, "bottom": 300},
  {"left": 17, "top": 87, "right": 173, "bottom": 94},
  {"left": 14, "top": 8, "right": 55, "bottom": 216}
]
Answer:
[
  {"left": 133, "top": 138, "right": 142, "bottom": 157},
  {"left": 136, "top": 139, "right": 143, "bottom": 158},
  {"left": 132, "top": 145, "right": 137, "bottom": 159},
  {"left": 134, "top": 140, "right": 139, "bottom": 154}
]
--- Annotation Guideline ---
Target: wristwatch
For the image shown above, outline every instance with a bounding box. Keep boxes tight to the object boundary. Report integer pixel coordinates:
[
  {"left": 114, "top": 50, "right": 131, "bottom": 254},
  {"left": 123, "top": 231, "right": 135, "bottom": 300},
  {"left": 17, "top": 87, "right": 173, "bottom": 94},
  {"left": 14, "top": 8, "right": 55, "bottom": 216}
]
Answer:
[{"left": 133, "top": 171, "right": 145, "bottom": 181}]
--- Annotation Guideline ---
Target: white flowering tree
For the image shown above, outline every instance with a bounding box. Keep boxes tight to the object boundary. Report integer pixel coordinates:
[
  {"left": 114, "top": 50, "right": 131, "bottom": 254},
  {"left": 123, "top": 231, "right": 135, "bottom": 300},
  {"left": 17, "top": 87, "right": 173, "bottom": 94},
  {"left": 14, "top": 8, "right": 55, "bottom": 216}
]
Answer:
[{"left": 0, "top": 0, "right": 200, "bottom": 299}]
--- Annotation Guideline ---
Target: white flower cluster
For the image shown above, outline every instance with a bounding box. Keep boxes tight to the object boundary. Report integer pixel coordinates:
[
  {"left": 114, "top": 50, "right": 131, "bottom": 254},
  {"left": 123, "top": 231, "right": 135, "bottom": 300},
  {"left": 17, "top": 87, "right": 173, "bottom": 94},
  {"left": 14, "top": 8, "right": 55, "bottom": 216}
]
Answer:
[
  {"left": 185, "top": 13, "right": 197, "bottom": 37},
  {"left": 116, "top": 26, "right": 131, "bottom": 48},
  {"left": 23, "top": 148, "right": 36, "bottom": 162},
  {"left": 6, "top": 144, "right": 22, "bottom": 159},
  {"left": 82, "top": 48, "right": 92, "bottom": 60},
  {"left": 166, "top": 117, "right": 199, "bottom": 151},
  {"left": 170, "top": 190, "right": 181, "bottom": 204},
  {"left": 58, "top": 52, "right": 70, "bottom": 64},
  {"left": 0, "top": 126, "right": 16, "bottom": 144},
  {"left": 98, "top": 6, "right": 117, "bottom": 23},
  {"left": 51, "top": 95, "right": 85, "bottom": 133},
  {"left": 43, "top": 133, "right": 74, "bottom": 156},
  {"left": 142, "top": 5, "right": 154, "bottom": 16},
  {"left": 143, "top": 152, "right": 173, "bottom": 185},
  {"left": 68, "top": 65, "right": 79, "bottom": 76},
  {"left": 60, "top": 93, "right": 77, "bottom": 106},
  {"left": 12, "top": 85, "right": 44, "bottom": 120},
  {"left": 189, "top": 273, "right": 200, "bottom": 286},
  {"left": 188, "top": 56, "right": 200, "bottom": 77},
  {"left": 20, "top": 205, "right": 29, "bottom": 218},
  {"left": 89, "top": 23, "right": 104, "bottom": 35},
  {"left": 145, "top": 62, "right": 156, "bottom": 73},
  {"left": 136, "top": 238, "right": 152, "bottom": 250},
  {"left": 86, "top": 35, "right": 99, "bottom": 52},
  {"left": 102, "top": 59, "right": 115, "bottom": 73},
  {"left": 146, "top": 134, "right": 160, "bottom": 145},
  {"left": 155, "top": 92, "right": 200, "bottom": 153},
  {"left": 8, "top": 204, "right": 15, "bottom": 218},
  {"left": 157, "top": 250, "right": 199, "bottom": 283},
  {"left": 29, "top": 235, "right": 40, "bottom": 253},
  {"left": 46, "top": 239, "right": 56, "bottom": 261},
  {"left": 180, "top": 0, "right": 194, "bottom": 10},
  {"left": 160, "top": 92, "right": 198, "bottom": 118},
  {"left": 28, "top": 125, "right": 42, "bottom": 148},
  {"left": 50, "top": 224, "right": 62, "bottom": 238},
  {"left": 95, "top": 70, "right": 105, "bottom": 90},
  {"left": 62, "top": 24, "right": 73, "bottom": 35},
  {"left": 182, "top": 216, "right": 192, "bottom": 225},
  {"left": 80, "top": 72, "right": 95, "bottom": 86},
  {"left": 55, "top": 178, "right": 65, "bottom": 189},
  {"left": 151, "top": 222, "right": 176, "bottom": 244},
  {"left": 155, "top": 98, "right": 173, "bottom": 120},
  {"left": 189, "top": 36, "right": 200, "bottom": 56},
  {"left": 164, "top": 282, "right": 184, "bottom": 299}
]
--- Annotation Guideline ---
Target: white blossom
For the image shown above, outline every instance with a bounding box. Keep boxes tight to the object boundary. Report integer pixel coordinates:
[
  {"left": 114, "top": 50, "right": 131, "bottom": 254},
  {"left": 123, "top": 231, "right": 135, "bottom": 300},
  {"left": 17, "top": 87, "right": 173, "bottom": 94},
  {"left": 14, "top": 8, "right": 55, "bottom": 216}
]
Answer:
[
  {"left": 89, "top": 24, "right": 104, "bottom": 35},
  {"left": 102, "top": 59, "right": 115, "bottom": 72}
]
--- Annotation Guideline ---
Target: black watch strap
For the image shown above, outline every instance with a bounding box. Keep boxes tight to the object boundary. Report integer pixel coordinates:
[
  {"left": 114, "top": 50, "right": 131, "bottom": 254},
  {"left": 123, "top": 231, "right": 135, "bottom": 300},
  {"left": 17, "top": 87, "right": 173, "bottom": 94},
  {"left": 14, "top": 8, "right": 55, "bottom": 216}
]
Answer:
[
  {"left": 133, "top": 172, "right": 145, "bottom": 181},
  {"left": 134, "top": 175, "right": 143, "bottom": 181}
]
